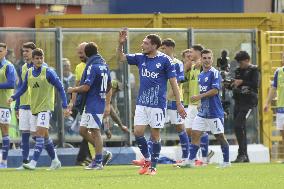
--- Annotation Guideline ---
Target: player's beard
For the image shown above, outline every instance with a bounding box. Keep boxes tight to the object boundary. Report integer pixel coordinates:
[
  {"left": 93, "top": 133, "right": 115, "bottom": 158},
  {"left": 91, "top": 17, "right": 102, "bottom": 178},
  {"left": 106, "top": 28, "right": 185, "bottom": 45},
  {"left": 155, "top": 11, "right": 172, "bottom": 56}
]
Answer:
[
  {"left": 80, "top": 56, "right": 87, "bottom": 63},
  {"left": 142, "top": 48, "right": 150, "bottom": 55}
]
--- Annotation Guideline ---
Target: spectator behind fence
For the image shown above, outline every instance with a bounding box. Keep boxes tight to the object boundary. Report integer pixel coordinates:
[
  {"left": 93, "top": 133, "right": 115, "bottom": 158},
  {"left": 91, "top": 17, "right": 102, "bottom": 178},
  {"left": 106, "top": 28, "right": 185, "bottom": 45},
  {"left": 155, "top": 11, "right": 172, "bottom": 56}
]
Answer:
[
  {"left": 62, "top": 58, "right": 76, "bottom": 134},
  {"left": 103, "top": 79, "right": 130, "bottom": 139},
  {"left": 62, "top": 58, "right": 75, "bottom": 102}
]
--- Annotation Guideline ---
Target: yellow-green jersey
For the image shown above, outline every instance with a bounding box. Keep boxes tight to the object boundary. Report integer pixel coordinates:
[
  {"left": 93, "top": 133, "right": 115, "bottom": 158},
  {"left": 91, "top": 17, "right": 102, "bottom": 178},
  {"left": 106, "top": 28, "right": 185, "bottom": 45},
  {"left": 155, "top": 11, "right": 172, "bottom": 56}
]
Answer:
[
  {"left": 188, "top": 65, "right": 201, "bottom": 105},
  {"left": 28, "top": 67, "right": 55, "bottom": 114},
  {"left": 167, "top": 58, "right": 184, "bottom": 109},
  {"left": 273, "top": 66, "right": 284, "bottom": 112},
  {"left": 12, "top": 66, "right": 68, "bottom": 115},
  {"left": 75, "top": 62, "right": 86, "bottom": 81},
  {"left": 19, "top": 63, "right": 31, "bottom": 106},
  {"left": 183, "top": 70, "right": 190, "bottom": 106},
  {"left": 0, "top": 59, "right": 15, "bottom": 109}
]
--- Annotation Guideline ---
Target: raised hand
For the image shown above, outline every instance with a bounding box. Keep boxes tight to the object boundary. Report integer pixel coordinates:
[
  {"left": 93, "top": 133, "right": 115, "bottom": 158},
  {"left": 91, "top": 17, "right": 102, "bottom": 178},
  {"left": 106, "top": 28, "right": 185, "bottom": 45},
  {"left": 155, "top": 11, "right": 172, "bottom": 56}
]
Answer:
[{"left": 118, "top": 28, "right": 128, "bottom": 44}]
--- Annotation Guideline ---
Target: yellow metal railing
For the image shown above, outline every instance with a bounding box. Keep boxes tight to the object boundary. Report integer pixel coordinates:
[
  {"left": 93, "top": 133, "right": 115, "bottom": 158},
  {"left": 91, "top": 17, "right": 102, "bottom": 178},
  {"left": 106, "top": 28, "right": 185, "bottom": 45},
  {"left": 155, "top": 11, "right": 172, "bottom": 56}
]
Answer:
[
  {"left": 260, "top": 31, "right": 284, "bottom": 160},
  {"left": 36, "top": 13, "right": 284, "bottom": 30}
]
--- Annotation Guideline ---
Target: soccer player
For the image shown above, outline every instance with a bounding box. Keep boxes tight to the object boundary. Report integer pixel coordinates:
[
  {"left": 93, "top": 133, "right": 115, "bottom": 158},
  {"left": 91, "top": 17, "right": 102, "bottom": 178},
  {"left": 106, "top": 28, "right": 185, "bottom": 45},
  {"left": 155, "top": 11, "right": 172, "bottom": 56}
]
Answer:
[
  {"left": 0, "top": 43, "right": 16, "bottom": 168},
  {"left": 181, "top": 49, "right": 192, "bottom": 112},
  {"left": 15, "top": 42, "right": 38, "bottom": 169},
  {"left": 70, "top": 42, "right": 113, "bottom": 166},
  {"left": 182, "top": 49, "right": 230, "bottom": 168},
  {"left": 68, "top": 42, "right": 112, "bottom": 170},
  {"left": 117, "top": 29, "right": 186, "bottom": 175},
  {"left": 264, "top": 52, "right": 284, "bottom": 158},
  {"left": 184, "top": 45, "right": 213, "bottom": 165},
  {"left": 8, "top": 48, "right": 69, "bottom": 170},
  {"left": 159, "top": 38, "right": 189, "bottom": 164}
]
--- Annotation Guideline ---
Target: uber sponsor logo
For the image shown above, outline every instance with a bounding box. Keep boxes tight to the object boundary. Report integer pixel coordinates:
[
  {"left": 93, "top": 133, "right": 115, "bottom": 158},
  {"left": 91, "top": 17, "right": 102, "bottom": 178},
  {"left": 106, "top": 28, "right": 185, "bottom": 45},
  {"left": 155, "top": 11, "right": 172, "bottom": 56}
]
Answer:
[
  {"left": 141, "top": 68, "right": 159, "bottom": 78},
  {"left": 199, "top": 85, "right": 208, "bottom": 92}
]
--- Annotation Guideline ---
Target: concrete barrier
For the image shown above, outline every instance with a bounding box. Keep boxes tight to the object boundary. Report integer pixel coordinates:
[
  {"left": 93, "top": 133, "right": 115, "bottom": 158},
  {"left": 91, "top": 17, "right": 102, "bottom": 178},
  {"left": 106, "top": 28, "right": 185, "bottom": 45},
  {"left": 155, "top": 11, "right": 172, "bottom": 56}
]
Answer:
[{"left": 1, "top": 144, "right": 269, "bottom": 168}]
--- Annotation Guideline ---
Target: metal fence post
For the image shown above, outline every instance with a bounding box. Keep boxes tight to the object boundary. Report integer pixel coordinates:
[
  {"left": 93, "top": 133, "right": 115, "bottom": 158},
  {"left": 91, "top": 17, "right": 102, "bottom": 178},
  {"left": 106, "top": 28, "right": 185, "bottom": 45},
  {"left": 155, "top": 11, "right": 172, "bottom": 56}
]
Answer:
[
  {"left": 188, "top": 28, "right": 194, "bottom": 47},
  {"left": 124, "top": 30, "right": 132, "bottom": 145},
  {"left": 55, "top": 27, "right": 64, "bottom": 147}
]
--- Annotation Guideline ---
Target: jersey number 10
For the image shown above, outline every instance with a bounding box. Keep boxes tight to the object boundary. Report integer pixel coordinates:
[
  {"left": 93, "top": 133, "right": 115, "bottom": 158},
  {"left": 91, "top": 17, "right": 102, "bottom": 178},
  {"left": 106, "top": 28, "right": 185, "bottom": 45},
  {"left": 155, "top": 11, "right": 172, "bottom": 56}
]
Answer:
[{"left": 101, "top": 73, "right": 108, "bottom": 92}]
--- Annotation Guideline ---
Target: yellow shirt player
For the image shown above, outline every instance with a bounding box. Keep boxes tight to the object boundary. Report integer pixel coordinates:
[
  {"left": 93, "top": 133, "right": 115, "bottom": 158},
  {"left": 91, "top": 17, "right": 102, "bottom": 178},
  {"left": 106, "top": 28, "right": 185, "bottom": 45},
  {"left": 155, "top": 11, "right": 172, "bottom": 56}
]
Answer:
[
  {"left": 8, "top": 48, "right": 69, "bottom": 170},
  {"left": 184, "top": 62, "right": 202, "bottom": 129},
  {"left": 70, "top": 42, "right": 88, "bottom": 109},
  {"left": 75, "top": 62, "right": 86, "bottom": 82},
  {"left": 0, "top": 42, "right": 16, "bottom": 168},
  {"left": 182, "top": 49, "right": 192, "bottom": 107},
  {"left": 264, "top": 62, "right": 284, "bottom": 146}
]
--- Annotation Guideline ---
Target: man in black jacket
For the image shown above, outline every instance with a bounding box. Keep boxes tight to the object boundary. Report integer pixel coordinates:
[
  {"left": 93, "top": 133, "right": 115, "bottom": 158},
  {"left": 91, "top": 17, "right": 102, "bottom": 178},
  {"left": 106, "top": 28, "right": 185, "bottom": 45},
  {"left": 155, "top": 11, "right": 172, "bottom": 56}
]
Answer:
[{"left": 231, "top": 51, "right": 259, "bottom": 163}]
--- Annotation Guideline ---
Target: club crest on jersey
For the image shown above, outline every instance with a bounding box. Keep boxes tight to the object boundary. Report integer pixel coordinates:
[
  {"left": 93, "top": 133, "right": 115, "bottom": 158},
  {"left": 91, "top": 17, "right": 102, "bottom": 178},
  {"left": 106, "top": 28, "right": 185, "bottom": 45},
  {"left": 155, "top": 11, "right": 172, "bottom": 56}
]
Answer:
[
  {"left": 142, "top": 62, "right": 146, "bottom": 66},
  {"left": 87, "top": 65, "right": 92, "bottom": 75},
  {"left": 204, "top": 77, "right": 208, "bottom": 82},
  {"left": 156, "top": 63, "right": 161, "bottom": 68}
]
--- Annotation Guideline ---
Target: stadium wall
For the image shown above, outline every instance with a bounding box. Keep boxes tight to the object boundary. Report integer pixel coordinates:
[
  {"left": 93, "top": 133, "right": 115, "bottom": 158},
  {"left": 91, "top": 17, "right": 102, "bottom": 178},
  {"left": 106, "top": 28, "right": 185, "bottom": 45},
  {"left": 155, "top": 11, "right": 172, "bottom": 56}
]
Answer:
[
  {"left": 108, "top": 0, "right": 244, "bottom": 14},
  {"left": 0, "top": 4, "right": 81, "bottom": 27},
  {"left": 4, "top": 145, "right": 269, "bottom": 167}
]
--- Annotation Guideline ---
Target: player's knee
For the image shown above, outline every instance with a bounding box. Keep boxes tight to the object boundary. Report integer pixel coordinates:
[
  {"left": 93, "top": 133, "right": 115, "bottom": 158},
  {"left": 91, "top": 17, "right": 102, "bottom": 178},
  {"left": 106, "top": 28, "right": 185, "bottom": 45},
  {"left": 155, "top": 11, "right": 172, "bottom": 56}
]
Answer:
[
  {"left": 150, "top": 134, "right": 160, "bottom": 142},
  {"left": 215, "top": 134, "right": 228, "bottom": 145},
  {"left": 133, "top": 129, "right": 142, "bottom": 137},
  {"left": 79, "top": 127, "right": 87, "bottom": 137},
  {"left": 175, "top": 124, "right": 184, "bottom": 133},
  {"left": 91, "top": 129, "right": 101, "bottom": 137},
  {"left": 191, "top": 131, "right": 201, "bottom": 144},
  {"left": 186, "top": 128, "right": 192, "bottom": 136}
]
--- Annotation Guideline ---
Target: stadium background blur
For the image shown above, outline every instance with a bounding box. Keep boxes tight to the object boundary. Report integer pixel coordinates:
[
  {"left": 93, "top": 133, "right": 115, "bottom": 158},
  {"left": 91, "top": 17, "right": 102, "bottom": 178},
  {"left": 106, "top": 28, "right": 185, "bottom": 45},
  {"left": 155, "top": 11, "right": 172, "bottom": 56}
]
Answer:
[{"left": 0, "top": 0, "right": 284, "bottom": 162}]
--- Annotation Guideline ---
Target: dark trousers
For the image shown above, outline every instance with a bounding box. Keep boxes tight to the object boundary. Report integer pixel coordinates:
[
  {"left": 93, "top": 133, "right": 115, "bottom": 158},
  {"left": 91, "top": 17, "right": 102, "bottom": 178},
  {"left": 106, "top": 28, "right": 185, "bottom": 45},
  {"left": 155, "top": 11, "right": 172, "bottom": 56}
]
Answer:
[
  {"left": 233, "top": 104, "right": 251, "bottom": 156},
  {"left": 76, "top": 138, "right": 91, "bottom": 162}
]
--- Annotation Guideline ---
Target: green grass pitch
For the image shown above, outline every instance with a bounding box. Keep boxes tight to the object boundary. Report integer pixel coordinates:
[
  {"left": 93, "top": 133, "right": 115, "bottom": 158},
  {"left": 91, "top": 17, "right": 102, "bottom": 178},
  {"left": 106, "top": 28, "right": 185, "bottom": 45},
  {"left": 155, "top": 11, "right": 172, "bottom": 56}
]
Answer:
[{"left": 1, "top": 164, "right": 284, "bottom": 189}]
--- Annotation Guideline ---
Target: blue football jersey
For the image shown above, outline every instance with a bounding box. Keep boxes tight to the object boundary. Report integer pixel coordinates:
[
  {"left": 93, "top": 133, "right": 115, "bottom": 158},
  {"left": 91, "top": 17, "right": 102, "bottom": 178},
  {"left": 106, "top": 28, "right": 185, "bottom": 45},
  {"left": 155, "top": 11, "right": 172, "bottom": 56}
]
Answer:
[
  {"left": 197, "top": 67, "right": 224, "bottom": 118},
  {"left": 83, "top": 56, "right": 111, "bottom": 115},
  {"left": 126, "top": 52, "right": 176, "bottom": 109},
  {"left": 174, "top": 58, "right": 185, "bottom": 82}
]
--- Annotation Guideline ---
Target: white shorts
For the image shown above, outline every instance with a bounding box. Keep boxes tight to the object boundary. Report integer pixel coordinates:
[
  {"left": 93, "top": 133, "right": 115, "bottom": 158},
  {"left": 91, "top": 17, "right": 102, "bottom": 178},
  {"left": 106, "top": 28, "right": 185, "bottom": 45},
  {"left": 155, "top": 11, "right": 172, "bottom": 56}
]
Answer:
[
  {"left": 31, "top": 112, "right": 51, "bottom": 131},
  {"left": 80, "top": 112, "right": 103, "bottom": 129},
  {"left": 192, "top": 116, "right": 224, "bottom": 135},
  {"left": 276, "top": 113, "right": 284, "bottom": 130},
  {"left": 19, "top": 109, "right": 34, "bottom": 131},
  {"left": 134, "top": 105, "right": 166, "bottom": 128},
  {"left": 0, "top": 108, "right": 11, "bottom": 124},
  {"left": 166, "top": 109, "right": 184, "bottom": 125},
  {"left": 184, "top": 105, "right": 198, "bottom": 129}
]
